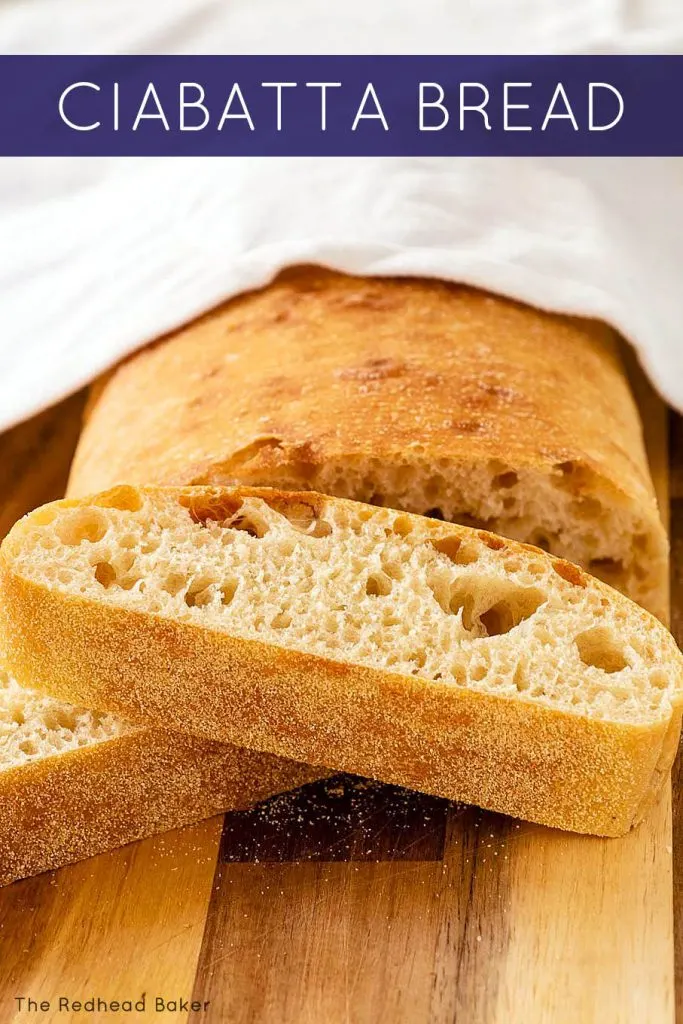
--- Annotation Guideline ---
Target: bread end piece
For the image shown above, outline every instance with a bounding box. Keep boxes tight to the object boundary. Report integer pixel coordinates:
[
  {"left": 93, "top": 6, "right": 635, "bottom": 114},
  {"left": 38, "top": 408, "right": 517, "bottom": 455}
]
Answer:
[
  {"left": 0, "top": 675, "right": 318, "bottom": 887},
  {"left": 67, "top": 270, "right": 669, "bottom": 619}
]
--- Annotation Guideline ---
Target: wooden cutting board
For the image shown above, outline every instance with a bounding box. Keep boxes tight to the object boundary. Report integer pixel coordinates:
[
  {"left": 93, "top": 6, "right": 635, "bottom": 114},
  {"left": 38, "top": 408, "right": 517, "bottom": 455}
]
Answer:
[{"left": 0, "top": 366, "right": 678, "bottom": 1024}]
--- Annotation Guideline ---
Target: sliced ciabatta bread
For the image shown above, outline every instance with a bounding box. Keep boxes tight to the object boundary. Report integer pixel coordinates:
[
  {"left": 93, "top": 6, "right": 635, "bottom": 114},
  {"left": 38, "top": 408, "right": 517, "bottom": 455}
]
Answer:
[
  {"left": 1, "top": 485, "right": 681, "bottom": 836},
  {"left": 69, "top": 268, "right": 667, "bottom": 617},
  {"left": 0, "top": 668, "right": 317, "bottom": 886}
]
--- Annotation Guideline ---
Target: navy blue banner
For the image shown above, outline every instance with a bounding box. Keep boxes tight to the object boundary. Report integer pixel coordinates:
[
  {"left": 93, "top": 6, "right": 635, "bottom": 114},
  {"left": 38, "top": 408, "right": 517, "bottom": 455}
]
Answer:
[{"left": 0, "top": 55, "right": 679, "bottom": 156}]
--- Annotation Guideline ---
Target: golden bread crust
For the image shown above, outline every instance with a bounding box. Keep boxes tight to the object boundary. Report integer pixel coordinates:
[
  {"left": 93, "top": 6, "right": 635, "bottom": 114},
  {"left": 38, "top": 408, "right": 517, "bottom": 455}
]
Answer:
[
  {"left": 68, "top": 267, "right": 667, "bottom": 616},
  {"left": 0, "top": 720, "right": 318, "bottom": 887}
]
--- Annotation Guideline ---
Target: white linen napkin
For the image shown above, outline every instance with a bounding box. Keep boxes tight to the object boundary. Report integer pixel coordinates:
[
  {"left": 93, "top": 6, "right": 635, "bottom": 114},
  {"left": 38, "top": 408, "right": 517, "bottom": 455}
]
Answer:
[{"left": 2, "top": 0, "right": 683, "bottom": 431}]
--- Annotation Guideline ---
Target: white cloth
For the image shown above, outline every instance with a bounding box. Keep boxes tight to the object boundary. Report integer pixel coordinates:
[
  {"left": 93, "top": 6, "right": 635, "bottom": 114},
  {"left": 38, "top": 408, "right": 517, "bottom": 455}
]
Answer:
[{"left": 2, "top": 0, "right": 683, "bottom": 431}]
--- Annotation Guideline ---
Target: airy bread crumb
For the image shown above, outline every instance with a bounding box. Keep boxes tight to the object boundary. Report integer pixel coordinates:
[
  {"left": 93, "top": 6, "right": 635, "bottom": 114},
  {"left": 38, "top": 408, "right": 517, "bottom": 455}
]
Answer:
[
  {"left": 0, "top": 670, "right": 126, "bottom": 768},
  {"left": 7, "top": 485, "right": 680, "bottom": 727}
]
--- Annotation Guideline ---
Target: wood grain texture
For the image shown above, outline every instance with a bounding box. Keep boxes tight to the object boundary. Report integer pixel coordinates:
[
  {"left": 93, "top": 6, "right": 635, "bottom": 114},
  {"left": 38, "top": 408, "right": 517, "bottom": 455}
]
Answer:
[
  {"left": 0, "top": 393, "right": 85, "bottom": 540},
  {"left": 193, "top": 779, "right": 457, "bottom": 1024},
  {"left": 1, "top": 819, "right": 223, "bottom": 1023},
  {"left": 0, "top": 367, "right": 678, "bottom": 1024}
]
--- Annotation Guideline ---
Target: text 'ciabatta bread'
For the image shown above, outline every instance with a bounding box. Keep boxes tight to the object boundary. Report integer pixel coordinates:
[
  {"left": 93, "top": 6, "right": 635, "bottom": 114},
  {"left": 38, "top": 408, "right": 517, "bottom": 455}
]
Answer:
[
  {"left": 2, "top": 485, "right": 681, "bottom": 836},
  {"left": 0, "top": 669, "right": 317, "bottom": 886},
  {"left": 69, "top": 268, "right": 667, "bottom": 617}
]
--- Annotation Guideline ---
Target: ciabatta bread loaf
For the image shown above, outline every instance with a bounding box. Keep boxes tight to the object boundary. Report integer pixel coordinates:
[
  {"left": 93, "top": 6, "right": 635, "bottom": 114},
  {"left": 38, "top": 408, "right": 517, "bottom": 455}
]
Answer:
[
  {"left": 2, "top": 485, "right": 680, "bottom": 836},
  {"left": 4, "top": 272, "right": 668, "bottom": 879},
  {"left": 69, "top": 268, "right": 667, "bottom": 617},
  {"left": 0, "top": 669, "right": 317, "bottom": 886}
]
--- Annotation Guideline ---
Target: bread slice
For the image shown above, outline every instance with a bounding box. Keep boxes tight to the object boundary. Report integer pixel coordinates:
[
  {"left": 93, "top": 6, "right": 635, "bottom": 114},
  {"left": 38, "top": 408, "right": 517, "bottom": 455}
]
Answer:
[
  {"left": 2, "top": 484, "right": 681, "bottom": 836},
  {"left": 69, "top": 267, "right": 667, "bottom": 618},
  {"left": 0, "top": 668, "right": 317, "bottom": 886}
]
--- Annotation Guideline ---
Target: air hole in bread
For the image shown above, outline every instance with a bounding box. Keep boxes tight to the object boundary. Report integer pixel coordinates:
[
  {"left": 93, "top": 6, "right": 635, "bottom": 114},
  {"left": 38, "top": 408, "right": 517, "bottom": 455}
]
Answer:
[
  {"left": 43, "top": 707, "right": 80, "bottom": 731},
  {"left": 109, "top": 551, "right": 134, "bottom": 576},
  {"left": 448, "top": 587, "right": 476, "bottom": 630},
  {"left": 446, "top": 581, "right": 544, "bottom": 636},
  {"left": 576, "top": 627, "right": 628, "bottom": 674},
  {"left": 650, "top": 669, "right": 668, "bottom": 690},
  {"left": 380, "top": 554, "right": 403, "bottom": 581},
  {"left": 552, "top": 460, "right": 596, "bottom": 493},
  {"left": 478, "top": 531, "right": 506, "bottom": 551},
  {"left": 493, "top": 471, "right": 518, "bottom": 490},
  {"left": 426, "top": 507, "right": 445, "bottom": 520},
  {"left": 118, "top": 575, "right": 141, "bottom": 592},
  {"left": 304, "top": 518, "right": 333, "bottom": 538},
  {"left": 266, "top": 498, "right": 333, "bottom": 538},
  {"left": 185, "top": 581, "right": 216, "bottom": 608},
  {"left": 392, "top": 515, "right": 413, "bottom": 537},
  {"left": 513, "top": 663, "right": 529, "bottom": 691},
  {"left": 94, "top": 561, "right": 117, "bottom": 589},
  {"left": 271, "top": 611, "right": 292, "bottom": 629},
  {"left": 366, "top": 572, "right": 392, "bottom": 597},
  {"left": 95, "top": 485, "right": 143, "bottom": 513},
  {"left": 220, "top": 580, "right": 238, "bottom": 606},
  {"left": 31, "top": 506, "right": 59, "bottom": 527},
  {"left": 451, "top": 665, "right": 466, "bottom": 686},
  {"left": 532, "top": 532, "right": 552, "bottom": 552},
  {"left": 228, "top": 511, "right": 270, "bottom": 538},
  {"left": 410, "top": 650, "right": 427, "bottom": 670},
  {"left": 56, "top": 510, "right": 108, "bottom": 546},
  {"left": 479, "top": 601, "right": 517, "bottom": 636},
  {"left": 185, "top": 588, "right": 211, "bottom": 608},
  {"left": 354, "top": 506, "right": 376, "bottom": 524},
  {"left": 432, "top": 536, "right": 479, "bottom": 566},
  {"left": 481, "top": 587, "right": 544, "bottom": 636},
  {"left": 471, "top": 664, "right": 487, "bottom": 682},
  {"left": 552, "top": 560, "right": 586, "bottom": 588},
  {"left": 161, "top": 572, "right": 187, "bottom": 597},
  {"left": 180, "top": 492, "right": 244, "bottom": 526},
  {"left": 315, "top": 519, "right": 334, "bottom": 538}
]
